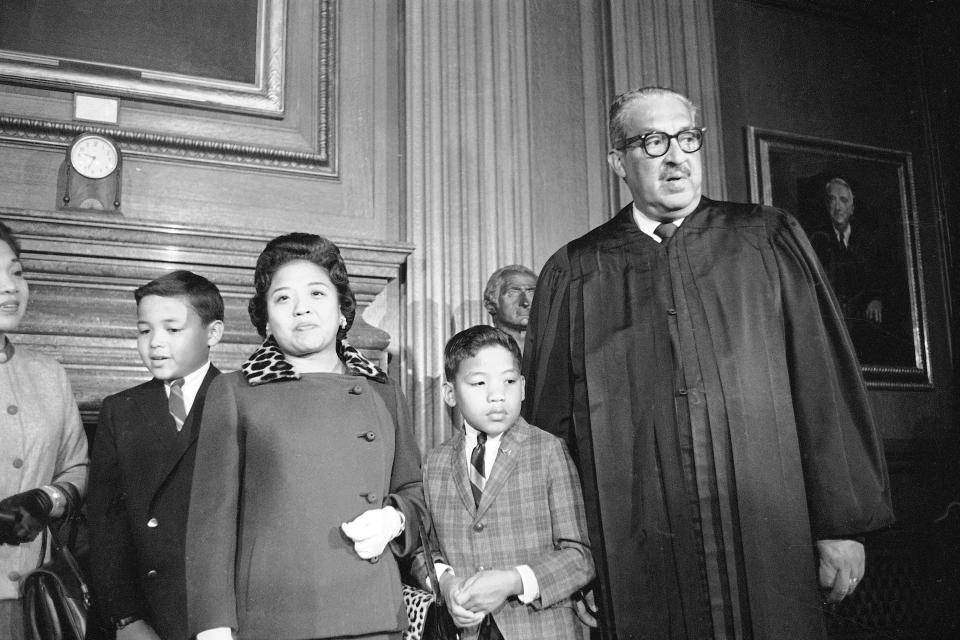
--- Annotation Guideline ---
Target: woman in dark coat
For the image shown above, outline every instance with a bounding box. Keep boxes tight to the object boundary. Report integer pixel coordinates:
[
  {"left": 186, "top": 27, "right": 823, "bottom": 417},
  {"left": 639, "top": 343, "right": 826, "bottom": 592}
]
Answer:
[{"left": 186, "top": 233, "right": 425, "bottom": 640}]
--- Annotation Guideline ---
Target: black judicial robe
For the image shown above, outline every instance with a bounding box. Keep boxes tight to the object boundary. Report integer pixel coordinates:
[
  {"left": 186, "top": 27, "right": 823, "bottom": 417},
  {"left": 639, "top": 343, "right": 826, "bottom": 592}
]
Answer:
[{"left": 522, "top": 198, "right": 894, "bottom": 640}]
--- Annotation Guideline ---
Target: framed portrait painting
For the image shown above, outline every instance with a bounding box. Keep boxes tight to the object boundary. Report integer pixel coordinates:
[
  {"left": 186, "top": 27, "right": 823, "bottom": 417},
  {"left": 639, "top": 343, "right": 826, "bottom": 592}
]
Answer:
[
  {"left": 0, "top": 0, "right": 286, "bottom": 117},
  {"left": 747, "top": 126, "right": 930, "bottom": 390}
]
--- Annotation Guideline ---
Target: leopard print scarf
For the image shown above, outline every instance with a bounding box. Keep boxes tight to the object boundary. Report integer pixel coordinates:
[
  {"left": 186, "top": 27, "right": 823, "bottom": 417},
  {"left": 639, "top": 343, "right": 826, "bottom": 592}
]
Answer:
[{"left": 241, "top": 335, "right": 386, "bottom": 386}]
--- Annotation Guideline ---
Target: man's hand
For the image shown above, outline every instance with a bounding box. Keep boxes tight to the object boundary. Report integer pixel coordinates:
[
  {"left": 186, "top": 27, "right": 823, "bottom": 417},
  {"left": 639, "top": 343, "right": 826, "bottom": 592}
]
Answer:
[
  {"left": 454, "top": 569, "right": 522, "bottom": 615},
  {"left": 341, "top": 506, "right": 403, "bottom": 560},
  {"left": 0, "top": 489, "right": 53, "bottom": 544},
  {"left": 439, "top": 572, "right": 485, "bottom": 628},
  {"left": 866, "top": 299, "right": 883, "bottom": 323},
  {"left": 816, "top": 539, "right": 865, "bottom": 603},
  {"left": 116, "top": 620, "right": 162, "bottom": 640},
  {"left": 573, "top": 588, "right": 599, "bottom": 628}
]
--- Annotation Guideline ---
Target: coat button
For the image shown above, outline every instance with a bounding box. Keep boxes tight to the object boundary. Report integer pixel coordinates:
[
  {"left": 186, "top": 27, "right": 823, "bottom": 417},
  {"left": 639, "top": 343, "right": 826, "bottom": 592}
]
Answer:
[
  {"left": 363, "top": 431, "right": 376, "bottom": 442},
  {"left": 364, "top": 493, "right": 379, "bottom": 504},
  {"left": 677, "top": 388, "right": 688, "bottom": 396},
  {"left": 7, "top": 405, "right": 17, "bottom": 415},
  {"left": 350, "top": 385, "right": 364, "bottom": 395},
  {"left": 12, "top": 458, "right": 23, "bottom": 469},
  {"left": 147, "top": 518, "right": 159, "bottom": 528},
  {"left": 8, "top": 571, "right": 21, "bottom": 582},
  {"left": 146, "top": 570, "right": 158, "bottom": 578},
  {"left": 473, "top": 522, "right": 484, "bottom": 532},
  {"left": 667, "top": 308, "right": 677, "bottom": 315}
]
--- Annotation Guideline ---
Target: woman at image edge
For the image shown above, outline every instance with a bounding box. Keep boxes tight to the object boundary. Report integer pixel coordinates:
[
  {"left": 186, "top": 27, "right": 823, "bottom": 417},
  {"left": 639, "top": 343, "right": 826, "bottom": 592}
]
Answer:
[
  {"left": 0, "top": 221, "right": 88, "bottom": 640},
  {"left": 186, "top": 233, "right": 425, "bottom": 640}
]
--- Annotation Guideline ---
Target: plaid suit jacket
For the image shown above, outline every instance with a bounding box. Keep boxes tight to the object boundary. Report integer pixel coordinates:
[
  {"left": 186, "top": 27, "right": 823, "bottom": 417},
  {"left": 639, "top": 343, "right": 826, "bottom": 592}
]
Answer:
[{"left": 424, "top": 417, "right": 594, "bottom": 639}]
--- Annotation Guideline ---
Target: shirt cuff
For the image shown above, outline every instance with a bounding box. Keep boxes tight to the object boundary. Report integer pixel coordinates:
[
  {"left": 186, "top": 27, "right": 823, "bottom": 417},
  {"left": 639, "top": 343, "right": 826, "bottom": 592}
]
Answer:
[
  {"left": 434, "top": 562, "right": 454, "bottom": 583},
  {"left": 197, "top": 627, "right": 233, "bottom": 640},
  {"left": 515, "top": 564, "right": 540, "bottom": 603}
]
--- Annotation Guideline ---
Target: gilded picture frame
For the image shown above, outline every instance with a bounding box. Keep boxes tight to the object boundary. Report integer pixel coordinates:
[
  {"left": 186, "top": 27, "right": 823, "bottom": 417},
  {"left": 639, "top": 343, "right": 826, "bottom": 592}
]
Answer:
[
  {"left": 0, "top": 0, "right": 286, "bottom": 117},
  {"left": 747, "top": 126, "right": 931, "bottom": 390}
]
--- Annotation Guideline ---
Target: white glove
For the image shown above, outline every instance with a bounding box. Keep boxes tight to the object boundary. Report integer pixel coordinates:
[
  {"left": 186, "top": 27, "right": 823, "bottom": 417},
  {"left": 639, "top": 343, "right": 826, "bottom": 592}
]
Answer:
[{"left": 341, "top": 506, "right": 405, "bottom": 559}]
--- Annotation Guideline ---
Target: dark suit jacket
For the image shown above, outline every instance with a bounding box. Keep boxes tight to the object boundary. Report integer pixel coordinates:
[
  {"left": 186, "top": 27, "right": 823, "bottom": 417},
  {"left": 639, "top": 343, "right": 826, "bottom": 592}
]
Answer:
[
  {"left": 88, "top": 366, "right": 220, "bottom": 640},
  {"left": 808, "top": 222, "right": 886, "bottom": 317}
]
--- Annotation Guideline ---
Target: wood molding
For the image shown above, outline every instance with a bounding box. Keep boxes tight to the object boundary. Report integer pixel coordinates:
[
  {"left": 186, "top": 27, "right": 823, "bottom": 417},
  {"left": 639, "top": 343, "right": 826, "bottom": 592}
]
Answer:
[
  {"left": 0, "top": 0, "right": 289, "bottom": 116},
  {"left": 0, "top": 114, "right": 333, "bottom": 175},
  {"left": 0, "top": 0, "right": 335, "bottom": 175},
  {"left": 1, "top": 206, "right": 412, "bottom": 420}
]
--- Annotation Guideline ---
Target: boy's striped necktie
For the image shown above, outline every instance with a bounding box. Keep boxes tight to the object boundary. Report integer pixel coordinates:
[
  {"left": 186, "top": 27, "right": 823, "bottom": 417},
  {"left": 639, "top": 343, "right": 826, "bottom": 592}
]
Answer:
[
  {"left": 469, "top": 432, "right": 487, "bottom": 507},
  {"left": 169, "top": 378, "right": 187, "bottom": 431}
]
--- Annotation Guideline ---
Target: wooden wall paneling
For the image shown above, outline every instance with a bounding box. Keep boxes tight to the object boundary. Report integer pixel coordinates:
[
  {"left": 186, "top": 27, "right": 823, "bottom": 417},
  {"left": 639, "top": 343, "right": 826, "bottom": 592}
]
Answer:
[
  {"left": 526, "top": 0, "right": 613, "bottom": 264},
  {"left": 0, "top": 1, "right": 405, "bottom": 243},
  {"left": 2, "top": 207, "right": 411, "bottom": 423},
  {"left": 714, "top": 2, "right": 959, "bottom": 636}
]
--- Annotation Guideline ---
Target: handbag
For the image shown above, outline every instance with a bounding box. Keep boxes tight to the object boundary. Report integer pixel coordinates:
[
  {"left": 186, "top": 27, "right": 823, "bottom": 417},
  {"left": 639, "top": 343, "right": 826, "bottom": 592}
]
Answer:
[
  {"left": 20, "top": 522, "right": 90, "bottom": 640},
  {"left": 402, "top": 523, "right": 461, "bottom": 640}
]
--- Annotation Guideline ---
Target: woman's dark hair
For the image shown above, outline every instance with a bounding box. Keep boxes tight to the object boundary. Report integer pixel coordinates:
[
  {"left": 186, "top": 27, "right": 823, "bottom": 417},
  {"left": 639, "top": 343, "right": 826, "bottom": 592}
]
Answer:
[
  {"left": 248, "top": 233, "right": 356, "bottom": 352},
  {"left": 0, "top": 221, "right": 22, "bottom": 258},
  {"left": 444, "top": 324, "right": 522, "bottom": 381}
]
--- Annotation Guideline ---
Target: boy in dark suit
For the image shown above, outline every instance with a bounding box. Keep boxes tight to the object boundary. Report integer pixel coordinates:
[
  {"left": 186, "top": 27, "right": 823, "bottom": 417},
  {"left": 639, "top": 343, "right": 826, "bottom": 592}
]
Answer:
[
  {"left": 88, "top": 270, "right": 224, "bottom": 640},
  {"left": 424, "top": 325, "right": 594, "bottom": 640}
]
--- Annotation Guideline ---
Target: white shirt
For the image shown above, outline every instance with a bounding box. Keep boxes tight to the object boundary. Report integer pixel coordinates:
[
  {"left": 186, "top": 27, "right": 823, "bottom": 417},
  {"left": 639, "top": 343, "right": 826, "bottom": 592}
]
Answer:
[
  {"left": 463, "top": 422, "right": 502, "bottom": 480},
  {"left": 835, "top": 224, "right": 852, "bottom": 248},
  {"left": 164, "top": 361, "right": 211, "bottom": 417},
  {"left": 632, "top": 204, "right": 688, "bottom": 242}
]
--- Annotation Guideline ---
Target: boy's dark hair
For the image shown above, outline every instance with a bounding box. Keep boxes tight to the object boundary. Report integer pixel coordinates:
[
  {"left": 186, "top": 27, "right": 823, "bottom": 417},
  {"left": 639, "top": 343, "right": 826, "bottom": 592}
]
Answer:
[
  {"left": 0, "top": 221, "right": 22, "bottom": 258},
  {"left": 444, "top": 324, "right": 522, "bottom": 381},
  {"left": 134, "top": 270, "right": 224, "bottom": 325}
]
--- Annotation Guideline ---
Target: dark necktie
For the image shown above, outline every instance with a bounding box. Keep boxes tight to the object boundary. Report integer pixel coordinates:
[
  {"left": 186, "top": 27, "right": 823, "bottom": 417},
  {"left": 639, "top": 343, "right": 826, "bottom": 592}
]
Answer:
[
  {"left": 169, "top": 378, "right": 187, "bottom": 431},
  {"left": 469, "top": 432, "right": 487, "bottom": 507},
  {"left": 655, "top": 221, "right": 677, "bottom": 242}
]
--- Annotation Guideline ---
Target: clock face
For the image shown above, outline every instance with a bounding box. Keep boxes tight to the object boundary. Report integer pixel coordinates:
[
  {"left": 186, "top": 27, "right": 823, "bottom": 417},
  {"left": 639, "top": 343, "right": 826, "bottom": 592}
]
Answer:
[{"left": 69, "top": 134, "right": 119, "bottom": 180}]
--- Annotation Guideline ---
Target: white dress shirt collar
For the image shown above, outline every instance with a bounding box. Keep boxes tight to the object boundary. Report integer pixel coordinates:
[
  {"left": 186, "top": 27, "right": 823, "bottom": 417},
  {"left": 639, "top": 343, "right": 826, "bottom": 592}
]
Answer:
[
  {"left": 632, "top": 204, "right": 688, "bottom": 243},
  {"left": 463, "top": 421, "right": 502, "bottom": 480},
  {"left": 164, "top": 361, "right": 211, "bottom": 417}
]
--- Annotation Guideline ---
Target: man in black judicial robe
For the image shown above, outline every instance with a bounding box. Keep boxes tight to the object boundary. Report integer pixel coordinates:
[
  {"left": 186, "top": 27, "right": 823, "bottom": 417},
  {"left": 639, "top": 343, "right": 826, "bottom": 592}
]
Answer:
[{"left": 522, "top": 87, "right": 894, "bottom": 640}]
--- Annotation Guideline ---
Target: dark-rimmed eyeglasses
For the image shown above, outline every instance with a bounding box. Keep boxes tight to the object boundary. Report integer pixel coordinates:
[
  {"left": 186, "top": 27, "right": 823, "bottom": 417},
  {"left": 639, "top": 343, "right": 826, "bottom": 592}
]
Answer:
[{"left": 617, "top": 127, "right": 706, "bottom": 157}]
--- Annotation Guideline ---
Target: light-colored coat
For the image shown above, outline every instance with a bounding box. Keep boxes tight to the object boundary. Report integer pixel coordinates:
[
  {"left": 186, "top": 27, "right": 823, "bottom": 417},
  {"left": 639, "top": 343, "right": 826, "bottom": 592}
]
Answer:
[
  {"left": 424, "top": 417, "right": 594, "bottom": 640},
  {"left": 0, "top": 344, "right": 87, "bottom": 601}
]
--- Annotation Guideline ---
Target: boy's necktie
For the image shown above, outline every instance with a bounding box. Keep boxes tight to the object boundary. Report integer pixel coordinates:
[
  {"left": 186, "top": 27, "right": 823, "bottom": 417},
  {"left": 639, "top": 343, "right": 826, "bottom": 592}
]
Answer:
[
  {"left": 469, "top": 432, "right": 487, "bottom": 507},
  {"left": 655, "top": 221, "right": 677, "bottom": 242},
  {"left": 169, "top": 378, "right": 187, "bottom": 431}
]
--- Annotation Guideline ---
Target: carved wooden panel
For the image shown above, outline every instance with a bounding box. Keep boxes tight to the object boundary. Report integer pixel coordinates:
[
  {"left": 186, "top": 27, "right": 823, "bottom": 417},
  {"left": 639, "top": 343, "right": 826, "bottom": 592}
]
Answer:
[
  {"left": 0, "top": 1, "right": 403, "bottom": 241},
  {"left": 1, "top": 207, "right": 411, "bottom": 423}
]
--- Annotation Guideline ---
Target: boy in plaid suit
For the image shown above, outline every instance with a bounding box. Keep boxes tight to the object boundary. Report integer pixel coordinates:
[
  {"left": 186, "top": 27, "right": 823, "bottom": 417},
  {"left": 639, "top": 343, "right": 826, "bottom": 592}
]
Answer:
[{"left": 424, "top": 325, "right": 594, "bottom": 639}]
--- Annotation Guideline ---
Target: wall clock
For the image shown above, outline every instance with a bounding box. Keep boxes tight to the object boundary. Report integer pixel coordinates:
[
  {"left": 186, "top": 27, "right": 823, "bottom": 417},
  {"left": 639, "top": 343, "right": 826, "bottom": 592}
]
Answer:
[{"left": 57, "top": 133, "right": 123, "bottom": 212}]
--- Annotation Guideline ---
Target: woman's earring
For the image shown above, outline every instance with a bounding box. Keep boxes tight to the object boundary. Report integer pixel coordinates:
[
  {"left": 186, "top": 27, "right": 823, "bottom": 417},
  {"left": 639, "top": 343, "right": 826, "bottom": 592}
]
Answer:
[{"left": 339, "top": 317, "right": 347, "bottom": 329}]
